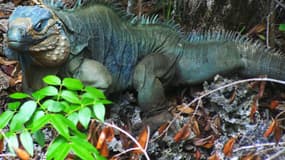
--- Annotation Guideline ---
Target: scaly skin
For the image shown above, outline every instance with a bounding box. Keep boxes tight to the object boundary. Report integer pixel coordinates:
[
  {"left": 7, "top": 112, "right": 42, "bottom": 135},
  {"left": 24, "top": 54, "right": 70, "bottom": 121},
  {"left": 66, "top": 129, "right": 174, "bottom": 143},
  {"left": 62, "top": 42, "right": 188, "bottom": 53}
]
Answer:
[{"left": 5, "top": 2, "right": 285, "bottom": 114}]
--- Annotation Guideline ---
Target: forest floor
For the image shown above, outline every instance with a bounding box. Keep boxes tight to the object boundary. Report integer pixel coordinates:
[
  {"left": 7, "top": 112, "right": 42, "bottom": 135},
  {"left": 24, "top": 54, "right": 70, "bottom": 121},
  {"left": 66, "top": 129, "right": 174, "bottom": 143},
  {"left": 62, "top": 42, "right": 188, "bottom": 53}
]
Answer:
[{"left": 1, "top": 0, "right": 285, "bottom": 160}]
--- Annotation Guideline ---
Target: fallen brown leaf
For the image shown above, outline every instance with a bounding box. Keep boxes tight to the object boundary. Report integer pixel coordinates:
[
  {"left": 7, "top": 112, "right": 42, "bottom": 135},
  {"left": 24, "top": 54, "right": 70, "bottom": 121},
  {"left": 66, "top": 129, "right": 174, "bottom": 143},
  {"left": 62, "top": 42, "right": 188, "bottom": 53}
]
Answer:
[
  {"left": 263, "top": 118, "right": 276, "bottom": 138},
  {"left": 228, "top": 88, "right": 236, "bottom": 103},
  {"left": 106, "top": 127, "right": 115, "bottom": 143},
  {"left": 96, "top": 127, "right": 109, "bottom": 149},
  {"left": 100, "top": 141, "right": 109, "bottom": 157},
  {"left": 208, "top": 152, "right": 220, "bottom": 160},
  {"left": 119, "top": 125, "right": 131, "bottom": 149},
  {"left": 258, "top": 81, "right": 266, "bottom": 98},
  {"left": 192, "top": 120, "right": 200, "bottom": 136},
  {"left": 66, "top": 153, "right": 76, "bottom": 160},
  {"left": 0, "top": 57, "right": 18, "bottom": 66},
  {"left": 173, "top": 124, "right": 191, "bottom": 142},
  {"left": 14, "top": 148, "right": 30, "bottom": 160},
  {"left": 210, "top": 115, "right": 221, "bottom": 135},
  {"left": 176, "top": 104, "right": 194, "bottom": 114},
  {"left": 158, "top": 122, "right": 169, "bottom": 135},
  {"left": 250, "top": 97, "right": 258, "bottom": 120},
  {"left": 193, "top": 135, "right": 214, "bottom": 149},
  {"left": 0, "top": 138, "right": 3, "bottom": 153},
  {"left": 12, "top": 0, "right": 23, "bottom": 5},
  {"left": 96, "top": 127, "right": 115, "bottom": 149},
  {"left": 96, "top": 127, "right": 114, "bottom": 157},
  {"left": 269, "top": 100, "right": 280, "bottom": 110},
  {"left": 240, "top": 153, "right": 261, "bottom": 160},
  {"left": 274, "top": 121, "right": 282, "bottom": 144},
  {"left": 87, "top": 120, "right": 100, "bottom": 146},
  {"left": 247, "top": 24, "right": 266, "bottom": 35},
  {"left": 195, "top": 149, "right": 201, "bottom": 160},
  {"left": 133, "top": 126, "right": 149, "bottom": 154},
  {"left": 109, "top": 156, "right": 120, "bottom": 160},
  {"left": 223, "top": 137, "right": 236, "bottom": 157}
]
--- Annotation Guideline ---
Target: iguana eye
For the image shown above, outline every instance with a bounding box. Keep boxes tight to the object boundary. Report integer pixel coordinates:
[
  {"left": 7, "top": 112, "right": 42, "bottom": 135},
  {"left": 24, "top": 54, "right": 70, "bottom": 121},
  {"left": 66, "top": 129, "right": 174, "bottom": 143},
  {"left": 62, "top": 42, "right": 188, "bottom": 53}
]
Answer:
[{"left": 34, "top": 19, "right": 47, "bottom": 32}]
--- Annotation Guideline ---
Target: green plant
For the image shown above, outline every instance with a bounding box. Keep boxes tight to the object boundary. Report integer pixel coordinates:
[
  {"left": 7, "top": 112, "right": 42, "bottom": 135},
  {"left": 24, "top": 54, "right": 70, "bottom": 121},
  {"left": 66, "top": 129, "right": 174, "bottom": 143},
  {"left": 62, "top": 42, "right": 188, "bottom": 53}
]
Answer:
[
  {"left": 161, "top": 0, "right": 173, "bottom": 20},
  {"left": 0, "top": 75, "right": 111, "bottom": 160},
  {"left": 279, "top": 24, "right": 285, "bottom": 31}
]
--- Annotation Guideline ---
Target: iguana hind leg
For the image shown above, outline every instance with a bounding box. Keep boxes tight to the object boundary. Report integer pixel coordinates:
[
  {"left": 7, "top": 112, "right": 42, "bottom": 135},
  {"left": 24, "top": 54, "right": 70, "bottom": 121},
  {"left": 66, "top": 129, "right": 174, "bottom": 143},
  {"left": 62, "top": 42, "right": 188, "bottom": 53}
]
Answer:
[{"left": 133, "top": 54, "right": 176, "bottom": 115}]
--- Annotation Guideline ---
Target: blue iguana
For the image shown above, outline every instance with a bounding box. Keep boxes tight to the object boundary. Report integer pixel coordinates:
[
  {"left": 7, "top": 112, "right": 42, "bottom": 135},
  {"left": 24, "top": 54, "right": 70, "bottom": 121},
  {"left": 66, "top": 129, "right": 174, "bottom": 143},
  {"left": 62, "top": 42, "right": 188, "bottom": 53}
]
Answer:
[{"left": 4, "top": 1, "right": 285, "bottom": 115}]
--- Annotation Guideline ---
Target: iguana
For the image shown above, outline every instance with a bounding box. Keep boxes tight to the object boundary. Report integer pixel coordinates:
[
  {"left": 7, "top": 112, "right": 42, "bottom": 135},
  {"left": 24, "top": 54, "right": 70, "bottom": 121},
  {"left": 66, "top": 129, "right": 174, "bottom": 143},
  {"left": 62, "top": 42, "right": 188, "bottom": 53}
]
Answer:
[{"left": 4, "top": 1, "right": 285, "bottom": 115}]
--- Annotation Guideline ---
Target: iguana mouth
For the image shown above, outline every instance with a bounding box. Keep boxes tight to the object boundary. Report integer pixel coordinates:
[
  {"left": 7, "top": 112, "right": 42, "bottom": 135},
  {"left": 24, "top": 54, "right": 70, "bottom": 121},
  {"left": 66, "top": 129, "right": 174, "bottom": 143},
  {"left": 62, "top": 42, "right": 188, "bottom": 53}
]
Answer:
[
  {"left": 8, "top": 38, "right": 44, "bottom": 48},
  {"left": 7, "top": 35, "right": 43, "bottom": 50},
  {"left": 7, "top": 41, "right": 26, "bottom": 48}
]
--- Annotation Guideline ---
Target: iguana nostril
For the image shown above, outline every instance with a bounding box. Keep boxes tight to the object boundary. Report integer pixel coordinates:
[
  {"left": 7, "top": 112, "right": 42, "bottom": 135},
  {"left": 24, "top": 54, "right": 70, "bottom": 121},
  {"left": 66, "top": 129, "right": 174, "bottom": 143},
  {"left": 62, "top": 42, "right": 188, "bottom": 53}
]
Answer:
[
  {"left": 18, "top": 27, "right": 25, "bottom": 35},
  {"left": 7, "top": 26, "right": 27, "bottom": 42},
  {"left": 7, "top": 26, "right": 28, "bottom": 49}
]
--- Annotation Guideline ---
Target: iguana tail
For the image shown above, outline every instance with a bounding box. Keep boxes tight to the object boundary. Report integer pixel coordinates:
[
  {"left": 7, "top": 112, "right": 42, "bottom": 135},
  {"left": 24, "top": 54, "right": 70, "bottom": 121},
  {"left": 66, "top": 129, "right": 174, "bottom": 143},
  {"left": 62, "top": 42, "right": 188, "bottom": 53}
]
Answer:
[
  {"left": 239, "top": 42, "right": 285, "bottom": 80},
  {"left": 186, "top": 31, "right": 285, "bottom": 81}
]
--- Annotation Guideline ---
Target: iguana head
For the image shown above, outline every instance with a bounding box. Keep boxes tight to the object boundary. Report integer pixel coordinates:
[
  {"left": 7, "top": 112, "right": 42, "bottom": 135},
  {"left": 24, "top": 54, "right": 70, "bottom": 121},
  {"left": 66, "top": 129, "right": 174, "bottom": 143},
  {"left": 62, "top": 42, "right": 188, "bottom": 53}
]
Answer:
[{"left": 7, "top": 5, "right": 70, "bottom": 67}]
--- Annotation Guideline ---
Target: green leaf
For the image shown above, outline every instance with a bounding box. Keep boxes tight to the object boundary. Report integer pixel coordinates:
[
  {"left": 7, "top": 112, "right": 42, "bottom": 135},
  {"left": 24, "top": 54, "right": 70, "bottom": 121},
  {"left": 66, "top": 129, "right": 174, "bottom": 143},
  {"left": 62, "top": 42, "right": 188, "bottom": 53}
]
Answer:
[
  {"left": 59, "top": 101, "right": 69, "bottom": 112},
  {"left": 67, "top": 112, "right": 78, "bottom": 126},
  {"left": 27, "top": 111, "right": 45, "bottom": 129},
  {"left": 47, "top": 137, "right": 70, "bottom": 160},
  {"left": 57, "top": 115, "right": 84, "bottom": 137},
  {"left": 10, "top": 114, "right": 24, "bottom": 132},
  {"left": 6, "top": 133, "right": 18, "bottom": 154},
  {"left": 93, "top": 103, "right": 105, "bottom": 122},
  {"left": 71, "top": 141, "right": 96, "bottom": 160},
  {"left": 20, "top": 131, "right": 34, "bottom": 156},
  {"left": 61, "top": 90, "right": 80, "bottom": 104},
  {"left": 71, "top": 136, "right": 99, "bottom": 153},
  {"left": 18, "top": 100, "right": 37, "bottom": 123},
  {"left": 50, "top": 114, "right": 70, "bottom": 139},
  {"left": 31, "top": 115, "right": 50, "bottom": 132},
  {"left": 9, "top": 92, "right": 29, "bottom": 99},
  {"left": 43, "top": 75, "right": 61, "bottom": 86},
  {"left": 100, "top": 99, "right": 112, "bottom": 105},
  {"left": 63, "top": 78, "right": 83, "bottom": 90},
  {"left": 71, "top": 136, "right": 106, "bottom": 160},
  {"left": 85, "top": 86, "right": 106, "bottom": 99},
  {"left": 46, "top": 137, "right": 64, "bottom": 159},
  {"left": 43, "top": 99, "right": 64, "bottom": 112},
  {"left": 7, "top": 101, "right": 21, "bottom": 110},
  {"left": 35, "top": 86, "right": 58, "bottom": 97},
  {"left": 31, "top": 91, "right": 45, "bottom": 101},
  {"left": 59, "top": 116, "right": 85, "bottom": 138},
  {"left": 279, "top": 24, "right": 285, "bottom": 31},
  {"left": 33, "top": 130, "right": 45, "bottom": 147},
  {"left": 0, "top": 110, "right": 14, "bottom": 129},
  {"left": 81, "top": 96, "right": 94, "bottom": 105},
  {"left": 12, "top": 101, "right": 37, "bottom": 131},
  {"left": 78, "top": 107, "right": 91, "bottom": 129},
  {"left": 32, "top": 111, "right": 45, "bottom": 122},
  {"left": 64, "top": 104, "right": 79, "bottom": 113},
  {"left": 257, "top": 34, "right": 265, "bottom": 41}
]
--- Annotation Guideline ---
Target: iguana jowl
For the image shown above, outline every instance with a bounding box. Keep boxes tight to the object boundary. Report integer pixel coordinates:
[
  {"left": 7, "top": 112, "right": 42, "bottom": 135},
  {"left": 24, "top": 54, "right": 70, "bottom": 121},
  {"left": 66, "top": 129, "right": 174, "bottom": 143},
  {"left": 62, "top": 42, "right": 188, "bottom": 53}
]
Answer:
[{"left": 5, "top": 1, "right": 285, "bottom": 114}]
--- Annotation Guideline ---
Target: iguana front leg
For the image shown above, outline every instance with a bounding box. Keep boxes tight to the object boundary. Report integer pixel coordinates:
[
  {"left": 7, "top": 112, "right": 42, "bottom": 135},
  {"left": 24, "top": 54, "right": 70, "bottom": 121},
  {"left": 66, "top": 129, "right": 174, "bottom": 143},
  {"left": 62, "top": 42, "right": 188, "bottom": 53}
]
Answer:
[
  {"left": 133, "top": 54, "right": 176, "bottom": 115},
  {"left": 69, "top": 58, "right": 112, "bottom": 91}
]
